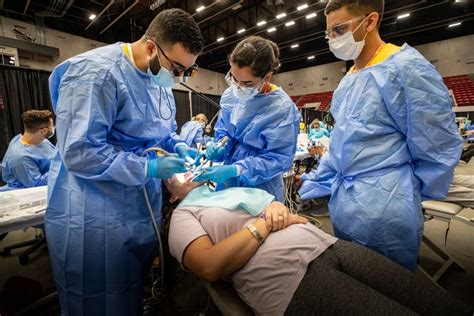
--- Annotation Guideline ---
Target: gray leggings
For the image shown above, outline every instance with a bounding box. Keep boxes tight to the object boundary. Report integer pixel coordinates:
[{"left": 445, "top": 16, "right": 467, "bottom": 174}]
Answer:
[{"left": 285, "top": 240, "right": 473, "bottom": 315}]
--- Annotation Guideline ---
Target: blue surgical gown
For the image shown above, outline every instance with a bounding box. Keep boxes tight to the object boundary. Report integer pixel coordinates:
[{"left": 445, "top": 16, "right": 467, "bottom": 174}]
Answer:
[
  {"left": 308, "top": 127, "right": 329, "bottom": 140},
  {"left": 45, "top": 43, "right": 185, "bottom": 315},
  {"left": 299, "top": 44, "right": 463, "bottom": 271},
  {"left": 1, "top": 134, "right": 55, "bottom": 188},
  {"left": 180, "top": 120, "right": 204, "bottom": 148},
  {"left": 214, "top": 87, "right": 300, "bottom": 202}
]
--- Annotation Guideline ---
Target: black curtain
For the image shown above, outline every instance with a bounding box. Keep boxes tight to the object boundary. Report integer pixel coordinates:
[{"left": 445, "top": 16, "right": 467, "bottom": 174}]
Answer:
[
  {"left": 0, "top": 65, "right": 53, "bottom": 159},
  {"left": 172, "top": 89, "right": 191, "bottom": 131}
]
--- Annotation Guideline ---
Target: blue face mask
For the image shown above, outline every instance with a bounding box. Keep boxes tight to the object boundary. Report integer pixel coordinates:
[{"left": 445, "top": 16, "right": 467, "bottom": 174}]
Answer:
[{"left": 147, "top": 55, "right": 175, "bottom": 88}]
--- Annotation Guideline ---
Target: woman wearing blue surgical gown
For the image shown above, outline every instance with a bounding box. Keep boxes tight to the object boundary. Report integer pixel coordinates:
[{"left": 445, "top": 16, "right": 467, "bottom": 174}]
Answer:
[
  {"left": 195, "top": 36, "right": 300, "bottom": 202},
  {"left": 299, "top": 1, "right": 463, "bottom": 271},
  {"left": 45, "top": 9, "right": 204, "bottom": 315}
]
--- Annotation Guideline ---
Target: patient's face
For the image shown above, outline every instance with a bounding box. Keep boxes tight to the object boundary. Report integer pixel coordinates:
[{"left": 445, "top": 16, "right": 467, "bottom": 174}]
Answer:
[{"left": 165, "top": 176, "right": 203, "bottom": 202}]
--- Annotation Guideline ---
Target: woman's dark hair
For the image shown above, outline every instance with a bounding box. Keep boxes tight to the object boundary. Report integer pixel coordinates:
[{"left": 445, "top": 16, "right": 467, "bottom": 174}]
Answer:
[{"left": 229, "top": 36, "right": 281, "bottom": 78}]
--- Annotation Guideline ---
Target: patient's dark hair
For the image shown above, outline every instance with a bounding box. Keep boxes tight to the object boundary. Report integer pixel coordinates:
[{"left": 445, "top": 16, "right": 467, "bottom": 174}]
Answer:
[
  {"left": 145, "top": 8, "right": 204, "bottom": 55},
  {"left": 21, "top": 109, "right": 53, "bottom": 133},
  {"left": 229, "top": 36, "right": 281, "bottom": 78},
  {"left": 325, "top": 0, "right": 384, "bottom": 28}
]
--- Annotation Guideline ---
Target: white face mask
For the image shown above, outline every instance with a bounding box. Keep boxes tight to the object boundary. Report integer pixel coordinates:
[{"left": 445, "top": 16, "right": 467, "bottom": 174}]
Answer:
[
  {"left": 231, "top": 85, "right": 260, "bottom": 101},
  {"left": 328, "top": 17, "right": 368, "bottom": 61},
  {"left": 226, "top": 70, "right": 266, "bottom": 101}
]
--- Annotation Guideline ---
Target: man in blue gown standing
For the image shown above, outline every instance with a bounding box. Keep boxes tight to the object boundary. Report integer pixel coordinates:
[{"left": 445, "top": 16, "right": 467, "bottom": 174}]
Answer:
[
  {"left": 299, "top": 0, "right": 463, "bottom": 271},
  {"left": 46, "top": 9, "right": 204, "bottom": 315}
]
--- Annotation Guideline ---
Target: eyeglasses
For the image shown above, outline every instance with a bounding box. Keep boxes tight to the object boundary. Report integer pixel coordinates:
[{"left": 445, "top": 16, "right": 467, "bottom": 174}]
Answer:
[
  {"left": 147, "top": 38, "right": 198, "bottom": 77},
  {"left": 225, "top": 70, "right": 265, "bottom": 89},
  {"left": 325, "top": 15, "right": 367, "bottom": 40}
]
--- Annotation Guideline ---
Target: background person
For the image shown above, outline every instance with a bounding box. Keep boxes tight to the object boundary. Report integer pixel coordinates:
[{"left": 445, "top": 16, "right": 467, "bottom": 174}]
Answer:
[
  {"left": 1, "top": 109, "right": 55, "bottom": 189},
  {"left": 180, "top": 113, "right": 208, "bottom": 148}
]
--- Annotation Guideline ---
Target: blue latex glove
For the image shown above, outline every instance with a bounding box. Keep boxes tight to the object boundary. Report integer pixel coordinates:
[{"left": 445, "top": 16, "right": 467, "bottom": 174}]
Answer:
[
  {"left": 194, "top": 165, "right": 238, "bottom": 183},
  {"left": 146, "top": 156, "right": 188, "bottom": 179},
  {"left": 176, "top": 144, "right": 203, "bottom": 166},
  {"left": 205, "top": 142, "right": 225, "bottom": 162}
]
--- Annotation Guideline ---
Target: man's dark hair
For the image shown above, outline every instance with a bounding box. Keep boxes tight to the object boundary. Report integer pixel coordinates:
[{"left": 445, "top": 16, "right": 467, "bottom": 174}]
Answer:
[
  {"left": 145, "top": 8, "right": 204, "bottom": 55},
  {"left": 229, "top": 36, "right": 281, "bottom": 78},
  {"left": 325, "top": 0, "right": 384, "bottom": 28},
  {"left": 21, "top": 109, "right": 53, "bottom": 133}
]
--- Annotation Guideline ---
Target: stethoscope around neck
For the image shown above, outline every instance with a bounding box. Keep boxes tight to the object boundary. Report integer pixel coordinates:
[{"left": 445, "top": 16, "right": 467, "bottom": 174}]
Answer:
[{"left": 157, "top": 86, "right": 173, "bottom": 121}]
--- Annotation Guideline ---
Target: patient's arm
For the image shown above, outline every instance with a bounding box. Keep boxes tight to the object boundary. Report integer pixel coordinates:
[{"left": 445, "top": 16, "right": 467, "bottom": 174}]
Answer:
[{"left": 182, "top": 203, "right": 308, "bottom": 282}]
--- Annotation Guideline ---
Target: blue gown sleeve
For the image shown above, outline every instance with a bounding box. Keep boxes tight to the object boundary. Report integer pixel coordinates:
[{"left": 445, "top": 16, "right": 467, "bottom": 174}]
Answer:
[
  {"left": 235, "top": 122, "right": 298, "bottom": 186},
  {"left": 12, "top": 157, "right": 48, "bottom": 187},
  {"left": 52, "top": 70, "right": 147, "bottom": 186},
  {"left": 160, "top": 119, "right": 186, "bottom": 153},
  {"left": 193, "top": 128, "right": 203, "bottom": 147},
  {"left": 298, "top": 152, "right": 336, "bottom": 199},
  {"left": 210, "top": 114, "right": 231, "bottom": 162},
  {"left": 214, "top": 113, "right": 230, "bottom": 141},
  {"left": 388, "top": 55, "right": 463, "bottom": 200}
]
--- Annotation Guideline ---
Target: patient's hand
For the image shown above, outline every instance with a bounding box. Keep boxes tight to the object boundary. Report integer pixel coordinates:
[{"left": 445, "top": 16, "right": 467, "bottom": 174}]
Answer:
[{"left": 264, "top": 202, "right": 308, "bottom": 231}]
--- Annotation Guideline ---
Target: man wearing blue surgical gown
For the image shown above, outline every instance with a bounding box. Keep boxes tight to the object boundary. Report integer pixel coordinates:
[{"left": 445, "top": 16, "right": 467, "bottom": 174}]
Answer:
[
  {"left": 180, "top": 113, "right": 208, "bottom": 148},
  {"left": 45, "top": 9, "right": 204, "bottom": 315},
  {"left": 1, "top": 110, "right": 55, "bottom": 189},
  {"left": 299, "top": 0, "right": 463, "bottom": 271}
]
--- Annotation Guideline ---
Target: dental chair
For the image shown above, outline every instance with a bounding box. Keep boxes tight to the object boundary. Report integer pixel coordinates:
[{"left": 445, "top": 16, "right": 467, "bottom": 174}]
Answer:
[
  {"left": 202, "top": 280, "right": 254, "bottom": 316},
  {"left": 419, "top": 200, "right": 474, "bottom": 284}
]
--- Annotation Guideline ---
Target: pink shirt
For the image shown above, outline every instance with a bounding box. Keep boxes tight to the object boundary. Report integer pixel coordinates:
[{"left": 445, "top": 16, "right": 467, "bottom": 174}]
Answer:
[{"left": 169, "top": 206, "right": 337, "bottom": 315}]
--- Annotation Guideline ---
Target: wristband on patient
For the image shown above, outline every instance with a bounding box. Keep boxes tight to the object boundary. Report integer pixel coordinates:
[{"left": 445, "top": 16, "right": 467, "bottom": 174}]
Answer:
[{"left": 246, "top": 223, "right": 264, "bottom": 244}]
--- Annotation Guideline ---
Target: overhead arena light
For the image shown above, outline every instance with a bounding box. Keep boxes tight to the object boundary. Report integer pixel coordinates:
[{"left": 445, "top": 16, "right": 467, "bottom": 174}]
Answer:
[
  {"left": 297, "top": 4, "right": 309, "bottom": 11},
  {"left": 237, "top": 28, "right": 246, "bottom": 34},
  {"left": 285, "top": 20, "right": 295, "bottom": 26},
  {"left": 307, "top": 55, "right": 315, "bottom": 60},
  {"left": 196, "top": 5, "right": 206, "bottom": 12},
  {"left": 257, "top": 20, "right": 267, "bottom": 26},
  {"left": 306, "top": 12, "right": 317, "bottom": 19},
  {"left": 267, "top": 27, "right": 277, "bottom": 33},
  {"left": 448, "top": 22, "right": 461, "bottom": 27},
  {"left": 217, "top": 37, "right": 224, "bottom": 42},
  {"left": 397, "top": 13, "right": 410, "bottom": 19},
  {"left": 89, "top": 14, "right": 96, "bottom": 20},
  {"left": 291, "top": 44, "right": 299, "bottom": 48},
  {"left": 276, "top": 12, "right": 287, "bottom": 19}
]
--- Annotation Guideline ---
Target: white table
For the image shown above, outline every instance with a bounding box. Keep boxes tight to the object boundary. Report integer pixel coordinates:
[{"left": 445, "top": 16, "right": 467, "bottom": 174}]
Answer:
[{"left": 0, "top": 186, "right": 47, "bottom": 234}]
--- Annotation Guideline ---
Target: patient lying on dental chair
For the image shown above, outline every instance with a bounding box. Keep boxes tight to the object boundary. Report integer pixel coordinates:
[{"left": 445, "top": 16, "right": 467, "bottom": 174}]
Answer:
[{"left": 166, "top": 178, "right": 473, "bottom": 316}]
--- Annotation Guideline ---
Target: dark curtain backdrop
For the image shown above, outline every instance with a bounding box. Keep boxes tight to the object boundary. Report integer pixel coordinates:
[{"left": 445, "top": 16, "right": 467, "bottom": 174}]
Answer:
[
  {"left": 0, "top": 65, "right": 53, "bottom": 159},
  {"left": 172, "top": 89, "right": 191, "bottom": 132},
  {"left": 173, "top": 90, "right": 221, "bottom": 136}
]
